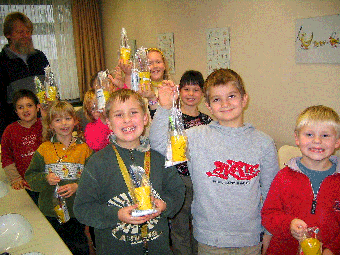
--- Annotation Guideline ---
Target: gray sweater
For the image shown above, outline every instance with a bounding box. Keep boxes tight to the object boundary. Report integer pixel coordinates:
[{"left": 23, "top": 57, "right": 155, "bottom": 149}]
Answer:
[{"left": 150, "top": 106, "right": 279, "bottom": 248}]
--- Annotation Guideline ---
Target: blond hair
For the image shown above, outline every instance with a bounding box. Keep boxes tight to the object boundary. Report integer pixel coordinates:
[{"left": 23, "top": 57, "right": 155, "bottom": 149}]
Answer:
[
  {"left": 295, "top": 105, "right": 340, "bottom": 137},
  {"left": 83, "top": 89, "right": 96, "bottom": 122},
  {"left": 204, "top": 69, "right": 246, "bottom": 105},
  {"left": 43, "top": 101, "right": 83, "bottom": 141}
]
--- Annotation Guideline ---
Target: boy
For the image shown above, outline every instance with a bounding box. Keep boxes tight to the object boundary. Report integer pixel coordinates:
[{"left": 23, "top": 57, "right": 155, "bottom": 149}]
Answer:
[
  {"left": 172, "top": 70, "right": 212, "bottom": 255},
  {"left": 262, "top": 105, "right": 340, "bottom": 255},
  {"left": 1, "top": 89, "right": 42, "bottom": 204},
  {"left": 150, "top": 68, "right": 279, "bottom": 254},
  {"left": 73, "top": 89, "right": 185, "bottom": 255}
]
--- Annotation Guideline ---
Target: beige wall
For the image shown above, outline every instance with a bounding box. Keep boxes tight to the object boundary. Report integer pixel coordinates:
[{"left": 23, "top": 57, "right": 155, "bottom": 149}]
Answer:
[{"left": 99, "top": 0, "right": 340, "bottom": 149}]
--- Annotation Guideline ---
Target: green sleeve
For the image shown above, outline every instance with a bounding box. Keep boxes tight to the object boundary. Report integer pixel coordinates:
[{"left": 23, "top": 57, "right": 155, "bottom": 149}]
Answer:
[{"left": 25, "top": 151, "right": 49, "bottom": 192}]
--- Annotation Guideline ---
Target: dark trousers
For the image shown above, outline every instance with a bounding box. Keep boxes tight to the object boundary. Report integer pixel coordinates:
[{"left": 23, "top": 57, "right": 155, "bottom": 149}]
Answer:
[{"left": 46, "top": 216, "right": 89, "bottom": 255}]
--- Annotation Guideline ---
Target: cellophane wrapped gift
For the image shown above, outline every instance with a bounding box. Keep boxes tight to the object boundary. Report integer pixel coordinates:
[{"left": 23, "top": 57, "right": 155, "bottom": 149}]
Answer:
[
  {"left": 299, "top": 227, "right": 322, "bottom": 255},
  {"left": 94, "top": 70, "right": 111, "bottom": 112},
  {"left": 165, "top": 93, "right": 188, "bottom": 167},
  {"left": 52, "top": 184, "right": 70, "bottom": 224},
  {"left": 44, "top": 65, "right": 59, "bottom": 102},
  {"left": 120, "top": 28, "right": 131, "bottom": 64},
  {"left": 34, "top": 76, "right": 46, "bottom": 105},
  {"left": 129, "top": 165, "right": 157, "bottom": 217},
  {"left": 135, "top": 47, "right": 150, "bottom": 91}
]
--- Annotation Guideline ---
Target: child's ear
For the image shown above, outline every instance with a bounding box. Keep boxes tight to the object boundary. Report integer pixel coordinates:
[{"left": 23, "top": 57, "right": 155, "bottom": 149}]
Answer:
[
  {"left": 106, "top": 117, "right": 113, "bottom": 130},
  {"left": 335, "top": 137, "right": 340, "bottom": 149},
  {"left": 205, "top": 101, "right": 213, "bottom": 116},
  {"left": 143, "top": 113, "right": 149, "bottom": 126},
  {"left": 294, "top": 131, "right": 300, "bottom": 146}
]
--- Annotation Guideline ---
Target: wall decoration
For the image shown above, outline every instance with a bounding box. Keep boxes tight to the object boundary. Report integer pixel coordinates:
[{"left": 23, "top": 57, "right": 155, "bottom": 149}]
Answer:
[
  {"left": 295, "top": 14, "right": 340, "bottom": 64},
  {"left": 206, "top": 27, "right": 230, "bottom": 75},
  {"left": 157, "top": 32, "right": 175, "bottom": 74}
]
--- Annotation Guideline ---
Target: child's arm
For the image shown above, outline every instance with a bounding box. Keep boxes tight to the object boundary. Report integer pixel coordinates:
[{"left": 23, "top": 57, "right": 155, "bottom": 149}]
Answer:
[
  {"left": 25, "top": 151, "right": 49, "bottom": 192},
  {"left": 149, "top": 81, "right": 178, "bottom": 156},
  {"left": 261, "top": 171, "right": 297, "bottom": 239}
]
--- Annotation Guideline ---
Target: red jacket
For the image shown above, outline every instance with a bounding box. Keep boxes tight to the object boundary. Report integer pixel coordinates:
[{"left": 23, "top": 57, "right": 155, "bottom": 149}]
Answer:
[{"left": 262, "top": 156, "right": 340, "bottom": 255}]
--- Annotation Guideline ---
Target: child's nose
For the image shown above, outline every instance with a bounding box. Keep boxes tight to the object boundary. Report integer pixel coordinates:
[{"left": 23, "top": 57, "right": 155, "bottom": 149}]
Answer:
[{"left": 313, "top": 136, "right": 322, "bottom": 143}]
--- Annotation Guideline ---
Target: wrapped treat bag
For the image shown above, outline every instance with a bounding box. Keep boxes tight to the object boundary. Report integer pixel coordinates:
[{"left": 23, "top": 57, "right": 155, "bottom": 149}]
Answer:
[
  {"left": 299, "top": 227, "right": 322, "bottom": 255},
  {"left": 129, "top": 165, "right": 157, "bottom": 217},
  {"left": 135, "top": 47, "right": 151, "bottom": 90},
  {"left": 165, "top": 91, "right": 188, "bottom": 167},
  {"left": 94, "top": 70, "right": 111, "bottom": 112},
  {"left": 120, "top": 28, "right": 131, "bottom": 64},
  {"left": 44, "top": 65, "right": 59, "bottom": 102},
  {"left": 130, "top": 57, "right": 140, "bottom": 91},
  {"left": 34, "top": 76, "right": 46, "bottom": 105},
  {"left": 52, "top": 184, "right": 70, "bottom": 224}
]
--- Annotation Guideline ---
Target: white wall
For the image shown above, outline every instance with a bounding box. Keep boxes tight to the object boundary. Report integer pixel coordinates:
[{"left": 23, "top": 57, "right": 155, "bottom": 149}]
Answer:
[{"left": 100, "top": 0, "right": 340, "bottom": 149}]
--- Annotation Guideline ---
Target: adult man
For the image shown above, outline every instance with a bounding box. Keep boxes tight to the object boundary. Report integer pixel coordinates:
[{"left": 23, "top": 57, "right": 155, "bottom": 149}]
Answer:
[{"left": 0, "top": 12, "right": 49, "bottom": 139}]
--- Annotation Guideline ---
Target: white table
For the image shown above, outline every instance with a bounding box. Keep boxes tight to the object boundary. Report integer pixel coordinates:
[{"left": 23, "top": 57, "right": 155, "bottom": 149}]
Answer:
[{"left": 0, "top": 164, "right": 72, "bottom": 255}]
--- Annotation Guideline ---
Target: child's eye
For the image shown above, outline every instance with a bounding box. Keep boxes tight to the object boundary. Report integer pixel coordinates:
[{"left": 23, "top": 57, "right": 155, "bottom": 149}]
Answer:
[
  {"left": 66, "top": 117, "right": 72, "bottom": 121},
  {"left": 322, "top": 134, "right": 330, "bottom": 138},
  {"left": 306, "top": 133, "right": 313, "bottom": 137},
  {"left": 212, "top": 98, "right": 220, "bottom": 102},
  {"left": 229, "top": 94, "right": 236, "bottom": 99},
  {"left": 114, "top": 113, "right": 122, "bottom": 117}
]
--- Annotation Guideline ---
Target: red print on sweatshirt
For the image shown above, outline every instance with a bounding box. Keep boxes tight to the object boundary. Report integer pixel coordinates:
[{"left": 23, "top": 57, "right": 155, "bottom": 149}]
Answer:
[{"left": 206, "top": 160, "right": 260, "bottom": 180}]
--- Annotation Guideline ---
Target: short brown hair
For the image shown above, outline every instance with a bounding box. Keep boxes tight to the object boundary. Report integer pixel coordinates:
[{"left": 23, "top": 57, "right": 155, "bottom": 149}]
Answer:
[
  {"left": 83, "top": 89, "right": 96, "bottom": 122},
  {"left": 3, "top": 12, "right": 33, "bottom": 38},
  {"left": 105, "top": 89, "right": 147, "bottom": 119},
  {"left": 204, "top": 69, "right": 246, "bottom": 105},
  {"left": 295, "top": 105, "right": 340, "bottom": 137}
]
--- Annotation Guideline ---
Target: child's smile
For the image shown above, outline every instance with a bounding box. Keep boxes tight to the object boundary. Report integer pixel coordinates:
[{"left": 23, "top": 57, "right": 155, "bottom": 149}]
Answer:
[{"left": 107, "top": 97, "right": 148, "bottom": 149}]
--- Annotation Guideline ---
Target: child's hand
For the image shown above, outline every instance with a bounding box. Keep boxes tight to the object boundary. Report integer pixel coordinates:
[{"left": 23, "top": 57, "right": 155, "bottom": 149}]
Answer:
[
  {"left": 323, "top": 249, "right": 334, "bottom": 255},
  {"left": 290, "top": 218, "right": 307, "bottom": 241},
  {"left": 118, "top": 59, "right": 132, "bottom": 75},
  {"left": 57, "top": 183, "right": 78, "bottom": 198},
  {"left": 158, "top": 80, "right": 178, "bottom": 109},
  {"left": 12, "top": 179, "right": 29, "bottom": 190},
  {"left": 149, "top": 197, "right": 166, "bottom": 218},
  {"left": 118, "top": 204, "right": 151, "bottom": 225},
  {"left": 46, "top": 173, "right": 61, "bottom": 186},
  {"left": 138, "top": 82, "right": 156, "bottom": 100}
]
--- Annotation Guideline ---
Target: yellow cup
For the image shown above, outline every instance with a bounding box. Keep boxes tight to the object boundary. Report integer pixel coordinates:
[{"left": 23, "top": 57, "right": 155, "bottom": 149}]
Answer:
[
  {"left": 171, "top": 135, "right": 187, "bottom": 162},
  {"left": 47, "top": 86, "right": 57, "bottom": 101},
  {"left": 120, "top": 47, "right": 131, "bottom": 64},
  {"left": 300, "top": 238, "right": 321, "bottom": 255},
  {"left": 54, "top": 204, "right": 66, "bottom": 223},
  {"left": 36, "top": 91, "right": 46, "bottom": 104},
  {"left": 134, "top": 186, "right": 152, "bottom": 210},
  {"left": 139, "top": 72, "right": 151, "bottom": 90}
]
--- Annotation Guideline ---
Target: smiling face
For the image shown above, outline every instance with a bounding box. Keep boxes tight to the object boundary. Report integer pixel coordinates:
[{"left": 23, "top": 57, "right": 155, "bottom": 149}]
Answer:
[
  {"left": 147, "top": 51, "right": 165, "bottom": 82},
  {"left": 295, "top": 122, "right": 340, "bottom": 169},
  {"left": 7, "top": 20, "right": 34, "bottom": 55},
  {"left": 50, "top": 113, "right": 76, "bottom": 141},
  {"left": 15, "top": 97, "right": 39, "bottom": 127},
  {"left": 106, "top": 96, "right": 148, "bottom": 149},
  {"left": 206, "top": 83, "right": 248, "bottom": 128},
  {"left": 180, "top": 83, "right": 204, "bottom": 108}
]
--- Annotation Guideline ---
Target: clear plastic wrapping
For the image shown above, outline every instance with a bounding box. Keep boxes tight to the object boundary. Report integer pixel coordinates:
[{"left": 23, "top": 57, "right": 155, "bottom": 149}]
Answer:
[
  {"left": 129, "top": 165, "right": 157, "bottom": 217},
  {"left": 165, "top": 90, "right": 188, "bottom": 167},
  {"left": 120, "top": 28, "right": 131, "bottom": 64},
  {"left": 134, "top": 47, "right": 150, "bottom": 91},
  {"left": 299, "top": 227, "right": 322, "bottom": 255},
  {"left": 52, "top": 184, "right": 70, "bottom": 224},
  {"left": 44, "top": 65, "right": 59, "bottom": 102},
  {"left": 94, "top": 70, "right": 111, "bottom": 112}
]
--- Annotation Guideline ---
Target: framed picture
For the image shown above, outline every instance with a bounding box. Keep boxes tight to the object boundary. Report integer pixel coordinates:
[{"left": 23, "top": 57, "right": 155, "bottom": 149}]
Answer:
[{"left": 295, "top": 14, "right": 340, "bottom": 63}]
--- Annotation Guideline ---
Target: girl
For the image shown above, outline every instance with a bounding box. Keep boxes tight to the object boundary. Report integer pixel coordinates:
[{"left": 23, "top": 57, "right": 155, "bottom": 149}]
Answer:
[
  {"left": 140, "top": 48, "right": 170, "bottom": 117},
  {"left": 83, "top": 89, "right": 112, "bottom": 151},
  {"left": 25, "top": 101, "right": 92, "bottom": 255}
]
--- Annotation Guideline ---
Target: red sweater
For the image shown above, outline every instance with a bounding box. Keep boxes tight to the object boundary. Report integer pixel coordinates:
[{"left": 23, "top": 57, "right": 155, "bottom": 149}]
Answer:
[
  {"left": 84, "top": 118, "right": 112, "bottom": 152},
  {"left": 1, "top": 119, "right": 42, "bottom": 178},
  {"left": 262, "top": 156, "right": 340, "bottom": 254}
]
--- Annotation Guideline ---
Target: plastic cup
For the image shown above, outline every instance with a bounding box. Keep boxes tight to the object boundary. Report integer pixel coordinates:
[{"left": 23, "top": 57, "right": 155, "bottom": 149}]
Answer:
[
  {"left": 171, "top": 135, "right": 187, "bottom": 162},
  {"left": 300, "top": 238, "right": 321, "bottom": 255},
  {"left": 134, "top": 186, "right": 152, "bottom": 210},
  {"left": 120, "top": 47, "right": 131, "bottom": 64}
]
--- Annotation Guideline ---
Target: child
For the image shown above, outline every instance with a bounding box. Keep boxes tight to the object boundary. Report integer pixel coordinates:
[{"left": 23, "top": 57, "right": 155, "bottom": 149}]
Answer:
[
  {"left": 171, "top": 70, "right": 212, "bottom": 255},
  {"left": 1, "top": 89, "right": 42, "bottom": 204},
  {"left": 25, "top": 101, "right": 92, "bottom": 255},
  {"left": 261, "top": 105, "right": 340, "bottom": 255},
  {"left": 149, "top": 68, "right": 279, "bottom": 254},
  {"left": 73, "top": 89, "right": 185, "bottom": 255},
  {"left": 83, "top": 89, "right": 112, "bottom": 151},
  {"left": 139, "top": 48, "right": 170, "bottom": 117}
]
